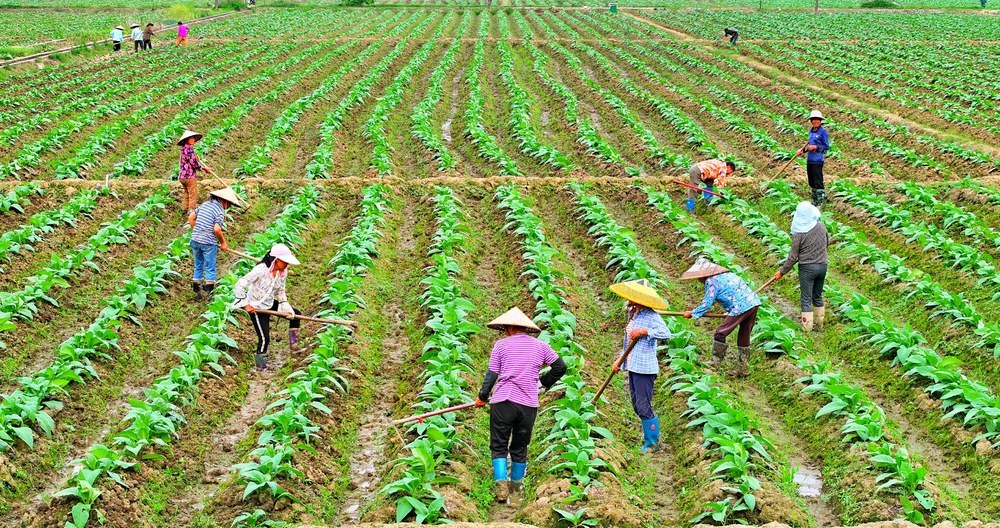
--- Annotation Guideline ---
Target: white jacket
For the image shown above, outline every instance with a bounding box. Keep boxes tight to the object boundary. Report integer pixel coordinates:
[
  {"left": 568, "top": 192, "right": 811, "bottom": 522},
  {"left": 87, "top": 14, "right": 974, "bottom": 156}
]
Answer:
[
  {"left": 131, "top": 28, "right": 143, "bottom": 41},
  {"left": 232, "top": 263, "right": 292, "bottom": 313}
]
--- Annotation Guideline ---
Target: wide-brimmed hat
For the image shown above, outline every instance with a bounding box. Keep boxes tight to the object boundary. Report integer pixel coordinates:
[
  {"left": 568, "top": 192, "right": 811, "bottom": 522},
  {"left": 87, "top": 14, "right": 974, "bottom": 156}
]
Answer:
[
  {"left": 681, "top": 258, "right": 729, "bottom": 280},
  {"left": 808, "top": 110, "right": 824, "bottom": 121},
  {"left": 115, "top": 25, "right": 123, "bottom": 30},
  {"left": 176, "top": 130, "right": 203, "bottom": 146},
  {"left": 609, "top": 279, "right": 668, "bottom": 311},
  {"left": 487, "top": 307, "right": 541, "bottom": 333},
  {"left": 270, "top": 243, "right": 299, "bottom": 265},
  {"left": 130, "top": 23, "right": 139, "bottom": 28},
  {"left": 209, "top": 187, "right": 242, "bottom": 207}
]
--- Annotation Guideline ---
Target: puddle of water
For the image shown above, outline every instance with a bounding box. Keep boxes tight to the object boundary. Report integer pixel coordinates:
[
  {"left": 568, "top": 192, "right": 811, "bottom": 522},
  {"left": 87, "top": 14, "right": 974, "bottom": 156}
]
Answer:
[{"left": 794, "top": 466, "right": 823, "bottom": 497}]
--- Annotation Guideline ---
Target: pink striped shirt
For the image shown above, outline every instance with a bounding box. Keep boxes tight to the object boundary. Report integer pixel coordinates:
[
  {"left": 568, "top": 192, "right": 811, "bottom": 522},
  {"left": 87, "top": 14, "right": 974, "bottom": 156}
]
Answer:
[{"left": 487, "top": 334, "right": 558, "bottom": 408}]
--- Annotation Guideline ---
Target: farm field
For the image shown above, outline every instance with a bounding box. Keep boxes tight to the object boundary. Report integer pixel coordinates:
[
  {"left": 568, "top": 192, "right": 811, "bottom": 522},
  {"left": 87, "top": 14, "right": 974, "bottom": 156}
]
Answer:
[{"left": 0, "top": 4, "right": 999, "bottom": 528}]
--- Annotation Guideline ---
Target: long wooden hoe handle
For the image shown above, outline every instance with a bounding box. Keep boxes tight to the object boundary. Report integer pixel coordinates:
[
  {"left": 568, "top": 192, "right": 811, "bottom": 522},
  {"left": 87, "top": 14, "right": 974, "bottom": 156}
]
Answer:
[
  {"left": 393, "top": 402, "right": 477, "bottom": 425},
  {"left": 658, "top": 311, "right": 727, "bottom": 319},
  {"left": 591, "top": 339, "right": 639, "bottom": 405},
  {"left": 222, "top": 247, "right": 261, "bottom": 262},
  {"left": 671, "top": 179, "right": 725, "bottom": 198},
  {"left": 755, "top": 275, "right": 779, "bottom": 295},
  {"left": 252, "top": 309, "right": 358, "bottom": 328},
  {"left": 758, "top": 143, "right": 809, "bottom": 195}
]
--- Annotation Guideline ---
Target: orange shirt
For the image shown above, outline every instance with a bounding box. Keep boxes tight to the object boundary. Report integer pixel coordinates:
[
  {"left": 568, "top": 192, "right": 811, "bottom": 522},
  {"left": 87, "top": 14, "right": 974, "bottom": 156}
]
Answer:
[{"left": 695, "top": 159, "right": 729, "bottom": 188}]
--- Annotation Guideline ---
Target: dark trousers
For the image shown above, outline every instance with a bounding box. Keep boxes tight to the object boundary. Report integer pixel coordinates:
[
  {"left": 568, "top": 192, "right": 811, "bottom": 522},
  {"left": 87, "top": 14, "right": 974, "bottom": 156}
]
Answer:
[
  {"left": 112, "top": 41, "right": 121, "bottom": 51},
  {"left": 489, "top": 400, "right": 538, "bottom": 463},
  {"left": 134, "top": 40, "right": 142, "bottom": 52},
  {"left": 248, "top": 300, "right": 301, "bottom": 355},
  {"left": 807, "top": 162, "right": 824, "bottom": 189},
  {"left": 798, "top": 264, "right": 827, "bottom": 311},
  {"left": 143, "top": 39, "right": 151, "bottom": 49},
  {"left": 714, "top": 306, "right": 758, "bottom": 347},
  {"left": 628, "top": 371, "right": 656, "bottom": 420}
]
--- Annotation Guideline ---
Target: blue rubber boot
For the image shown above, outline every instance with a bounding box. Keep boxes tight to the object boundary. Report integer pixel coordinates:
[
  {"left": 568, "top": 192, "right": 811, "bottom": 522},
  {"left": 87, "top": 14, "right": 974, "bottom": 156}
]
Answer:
[
  {"left": 510, "top": 462, "right": 527, "bottom": 495},
  {"left": 703, "top": 185, "right": 715, "bottom": 205},
  {"left": 493, "top": 458, "right": 509, "bottom": 502},
  {"left": 640, "top": 416, "right": 660, "bottom": 452},
  {"left": 492, "top": 458, "right": 508, "bottom": 481},
  {"left": 685, "top": 198, "right": 695, "bottom": 213}
]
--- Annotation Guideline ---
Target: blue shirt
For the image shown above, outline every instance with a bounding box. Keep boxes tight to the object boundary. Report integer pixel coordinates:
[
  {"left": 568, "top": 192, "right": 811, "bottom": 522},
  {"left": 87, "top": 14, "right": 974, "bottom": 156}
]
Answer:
[
  {"left": 191, "top": 199, "right": 225, "bottom": 245},
  {"left": 621, "top": 307, "right": 671, "bottom": 375},
  {"left": 692, "top": 272, "right": 761, "bottom": 319},
  {"left": 807, "top": 126, "right": 830, "bottom": 163},
  {"left": 110, "top": 29, "right": 123, "bottom": 42}
]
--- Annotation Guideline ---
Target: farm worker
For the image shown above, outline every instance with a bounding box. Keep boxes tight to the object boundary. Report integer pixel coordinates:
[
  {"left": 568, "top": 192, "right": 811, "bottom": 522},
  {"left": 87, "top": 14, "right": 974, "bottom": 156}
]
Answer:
[
  {"left": 774, "top": 202, "right": 829, "bottom": 334},
  {"left": 110, "top": 26, "right": 123, "bottom": 52},
  {"left": 176, "top": 21, "right": 189, "bottom": 46},
  {"left": 176, "top": 129, "right": 216, "bottom": 215},
  {"left": 609, "top": 279, "right": 671, "bottom": 452},
  {"left": 130, "top": 24, "right": 143, "bottom": 53},
  {"left": 143, "top": 23, "right": 154, "bottom": 50},
  {"left": 686, "top": 159, "right": 736, "bottom": 213},
  {"left": 188, "top": 187, "right": 241, "bottom": 301},
  {"left": 682, "top": 258, "right": 761, "bottom": 377},
  {"left": 723, "top": 27, "right": 739, "bottom": 44},
  {"left": 233, "top": 243, "right": 303, "bottom": 371},
  {"left": 798, "top": 110, "right": 830, "bottom": 207},
  {"left": 475, "top": 307, "right": 567, "bottom": 503}
]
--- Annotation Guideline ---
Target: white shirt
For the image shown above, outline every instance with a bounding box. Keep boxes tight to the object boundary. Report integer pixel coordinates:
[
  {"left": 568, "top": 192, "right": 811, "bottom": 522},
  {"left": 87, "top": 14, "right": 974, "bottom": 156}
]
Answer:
[
  {"left": 232, "top": 263, "right": 291, "bottom": 312},
  {"left": 131, "top": 28, "right": 143, "bottom": 41}
]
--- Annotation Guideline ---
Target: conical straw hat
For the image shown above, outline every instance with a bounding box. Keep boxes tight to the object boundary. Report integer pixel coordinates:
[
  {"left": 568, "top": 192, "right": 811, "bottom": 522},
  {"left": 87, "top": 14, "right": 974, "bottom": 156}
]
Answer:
[
  {"left": 176, "top": 129, "right": 203, "bottom": 146},
  {"left": 209, "top": 187, "right": 242, "bottom": 207},
  {"left": 680, "top": 258, "right": 728, "bottom": 280},
  {"left": 487, "top": 307, "right": 541, "bottom": 332},
  {"left": 609, "top": 279, "right": 668, "bottom": 311}
]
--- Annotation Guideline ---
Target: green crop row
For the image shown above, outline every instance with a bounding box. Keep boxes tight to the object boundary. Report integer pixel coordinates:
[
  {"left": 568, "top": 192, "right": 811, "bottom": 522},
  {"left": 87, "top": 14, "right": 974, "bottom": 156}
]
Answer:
[{"left": 0, "top": 187, "right": 105, "bottom": 263}]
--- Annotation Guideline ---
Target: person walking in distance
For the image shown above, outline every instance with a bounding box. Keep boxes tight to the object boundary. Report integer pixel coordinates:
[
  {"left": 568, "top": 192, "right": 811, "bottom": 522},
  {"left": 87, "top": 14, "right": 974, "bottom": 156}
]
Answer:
[
  {"left": 774, "top": 201, "right": 829, "bottom": 335},
  {"left": 682, "top": 259, "right": 761, "bottom": 377},
  {"left": 799, "top": 110, "right": 830, "bottom": 207},
  {"left": 176, "top": 21, "right": 189, "bottom": 46},
  {"left": 233, "top": 244, "right": 304, "bottom": 372},
  {"left": 475, "top": 307, "right": 567, "bottom": 503},
  {"left": 130, "top": 24, "right": 143, "bottom": 53},
  {"left": 188, "top": 187, "right": 241, "bottom": 301},
  {"left": 143, "top": 23, "right": 154, "bottom": 50},
  {"left": 110, "top": 25, "right": 123, "bottom": 52},
  {"left": 610, "top": 279, "right": 671, "bottom": 452},
  {"left": 176, "top": 130, "right": 216, "bottom": 216},
  {"left": 686, "top": 158, "right": 737, "bottom": 212}
]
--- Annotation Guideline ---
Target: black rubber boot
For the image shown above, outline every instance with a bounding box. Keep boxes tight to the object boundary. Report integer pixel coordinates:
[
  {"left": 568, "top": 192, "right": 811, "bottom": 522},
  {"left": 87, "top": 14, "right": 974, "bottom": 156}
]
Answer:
[
  {"left": 191, "top": 281, "right": 202, "bottom": 300},
  {"left": 254, "top": 353, "right": 267, "bottom": 370},
  {"left": 202, "top": 282, "right": 215, "bottom": 301}
]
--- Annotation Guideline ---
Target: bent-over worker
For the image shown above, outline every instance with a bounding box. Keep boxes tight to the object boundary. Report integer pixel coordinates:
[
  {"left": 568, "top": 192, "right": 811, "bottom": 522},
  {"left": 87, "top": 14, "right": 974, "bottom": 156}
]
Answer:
[
  {"left": 475, "top": 307, "right": 567, "bottom": 504},
  {"left": 723, "top": 27, "right": 739, "bottom": 44},
  {"left": 610, "top": 279, "right": 671, "bottom": 452},
  {"left": 188, "top": 187, "right": 241, "bottom": 301},
  {"left": 177, "top": 129, "right": 216, "bottom": 216},
  {"left": 799, "top": 110, "right": 830, "bottom": 207},
  {"left": 683, "top": 259, "right": 761, "bottom": 377},
  {"left": 686, "top": 159, "right": 736, "bottom": 213},
  {"left": 233, "top": 244, "right": 303, "bottom": 371},
  {"left": 775, "top": 201, "right": 829, "bottom": 334}
]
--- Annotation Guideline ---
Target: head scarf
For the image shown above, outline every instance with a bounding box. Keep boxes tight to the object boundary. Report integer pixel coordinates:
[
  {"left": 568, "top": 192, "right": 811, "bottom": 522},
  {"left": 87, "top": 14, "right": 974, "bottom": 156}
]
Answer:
[{"left": 791, "top": 201, "right": 821, "bottom": 234}]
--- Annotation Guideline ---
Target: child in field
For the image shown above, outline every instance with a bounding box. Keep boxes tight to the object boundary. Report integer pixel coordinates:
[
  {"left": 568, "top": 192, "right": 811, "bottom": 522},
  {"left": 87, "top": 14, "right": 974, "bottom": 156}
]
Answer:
[{"left": 177, "top": 21, "right": 189, "bottom": 46}]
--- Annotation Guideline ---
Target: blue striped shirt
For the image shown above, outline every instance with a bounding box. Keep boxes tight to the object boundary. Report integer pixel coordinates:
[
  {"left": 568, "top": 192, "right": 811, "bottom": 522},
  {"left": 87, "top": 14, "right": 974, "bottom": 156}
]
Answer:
[
  {"left": 621, "top": 307, "right": 671, "bottom": 375},
  {"left": 191, "top": 199, "right": 225, "bottom": 245}
]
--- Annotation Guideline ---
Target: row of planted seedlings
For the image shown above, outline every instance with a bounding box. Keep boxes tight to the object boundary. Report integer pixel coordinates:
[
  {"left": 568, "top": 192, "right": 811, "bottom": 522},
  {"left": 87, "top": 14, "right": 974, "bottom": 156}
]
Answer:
[
  {"left": 0, "top": 187, "right": 105, "bottom": 266},
  {"left": 639, "top": 185, "right": 952, "bottom": 523},
  {"left": 893, "top": 181, "right": 1000, "bottom": 250},
  {"left": 225, "top": 183, "right": 391, "bottom": 528},
  {"left": 464, "top": 16, "right": 520, "bottom": 176},
  {"left": 379, "top": 186, "right": 479, "bottom": 523},
  {"left": 50, "top": 183, "right": 322, "bottom": 528},
  {"left": 495, "top": 183, "right": 637, "bottom": 527},
  {"left": 565, "top": 181, "right": 807, "bottom": 526},
  {"left": 0, "top": 183, "right": 43, "bottom": 215}
]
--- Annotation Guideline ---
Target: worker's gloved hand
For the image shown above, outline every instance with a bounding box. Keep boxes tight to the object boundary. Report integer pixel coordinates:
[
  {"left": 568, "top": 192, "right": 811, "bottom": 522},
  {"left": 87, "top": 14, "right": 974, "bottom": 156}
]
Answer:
[
  {"left": 774, "top": 271, "right": 782, "bottom": 280},
  {"left": 245, "top": 304, "right": 255, "bottom": 313},
  {"left": 683, "top": 311, "right": 693, "bottom": 319},
  {"left": 277, "top": 302, "right": 293, "bottom": 317},
  {"left": 220, "top": 242, "right": 229, "bottom": 252},
  {"left": 628, "top": 328, "right": 648, "bottom": 341},
  {"left": 474, "top": 397, "right": 486, "bottom": 408},
  {"left": 537, "top": 381, "right": 546, "bottom": 395},
  {"left": 685, "top": 198, "right": 695, "bottom": 213}
]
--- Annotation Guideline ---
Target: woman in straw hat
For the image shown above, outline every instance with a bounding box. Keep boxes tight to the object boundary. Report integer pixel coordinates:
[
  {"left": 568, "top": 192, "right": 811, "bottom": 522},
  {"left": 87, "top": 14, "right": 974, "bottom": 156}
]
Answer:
[
  {"left": 188, "top": 187, "right": 241, "bottom": 301},
  {"left": 610, "top": 279, "right": 671, "bottom": 452},
  {"left": 110, "top": 25, "right": 124, "bottom": 52},
  {"left": 798, "top": 110, "right": 830, "bottom": 207},
  {"left": 129, "top": 24, "right": 143, "bottom": 53},
  {"left": 682, "top": 259, "right": 761, "bottom": 377},
  {"left": 475, "top": 307, "right": 567, "bottom": 503},
  {"left": 233, "top": 243, "right": 302, "bottom": 372},
  {"left": 177, "top": 130, "right": 216, "bottom": 215},
  {"left": 775, "top": 201, "right": 829, "bottom": 334}
]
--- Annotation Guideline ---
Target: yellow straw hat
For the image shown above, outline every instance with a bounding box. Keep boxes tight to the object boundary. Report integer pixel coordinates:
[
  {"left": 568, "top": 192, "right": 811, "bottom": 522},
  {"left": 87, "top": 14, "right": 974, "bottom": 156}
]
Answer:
[
  {"left": 487, "top": 307, "right": 541, "bottom": 333},
  {"left": 680, "top": 258, "right": 729, "bottom": 280},
  {"left": 209, "top": 186, "right": 242, "bottom": 207},
  {"left": 609, "top": 279, "right": 668, "bottom": 311}
]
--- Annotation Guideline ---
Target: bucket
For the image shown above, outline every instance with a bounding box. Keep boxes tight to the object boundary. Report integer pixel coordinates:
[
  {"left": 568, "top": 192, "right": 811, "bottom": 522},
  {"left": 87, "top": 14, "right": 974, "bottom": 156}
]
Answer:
[{"left": 609, "top": 2, "right": 617, "bottom": 13}]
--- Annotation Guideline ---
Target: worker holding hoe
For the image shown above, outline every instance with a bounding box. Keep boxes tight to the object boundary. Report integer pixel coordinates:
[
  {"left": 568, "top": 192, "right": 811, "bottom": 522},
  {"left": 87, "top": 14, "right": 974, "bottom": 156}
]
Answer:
[
  {"left": 188, "top": 187, "right": 241, "bottom": 301},
  {"left": 130, "top": 24, "right": 143, "bottom": 53},
  {"left": 177, "top": 130, "right": 217, "bottom": 216},
  {"left": 722, "top": 27, "right": 739, "bottom": 44},
  {"left": 799, "top": 110, "right": 830, "bottom": 207},
  {"left": 686, "top": 159, "right": 737, "bottom": 212},
  {"left": 475, "top": 307, "right": 567, "bottom": 503},
  {"left": 682, "top": 259, "right": 761, "bottom": 377},
  {"left": 233, "top": 244, "right": 303, "bottom": 372},
  {"left": 610, "top": 279, "right": 671, "bottom": 453},
  {"left": 774, "top": 201, "right": 829, "bottom": 333},
  {"left": 109, "top": 25, "right": 123, "bottom": 52}
]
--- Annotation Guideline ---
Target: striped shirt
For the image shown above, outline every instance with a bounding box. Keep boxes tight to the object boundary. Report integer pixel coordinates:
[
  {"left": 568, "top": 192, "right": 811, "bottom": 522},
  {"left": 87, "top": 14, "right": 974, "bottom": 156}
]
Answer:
[
  {"left": 621, "top": 307, "right": 671, "bottom": 375},
  {"left": 191, "top": 199, "right": 225, "bottom": 245},
  {"left": 487, "top": 334, "right": 558, "bottom": 408}
]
